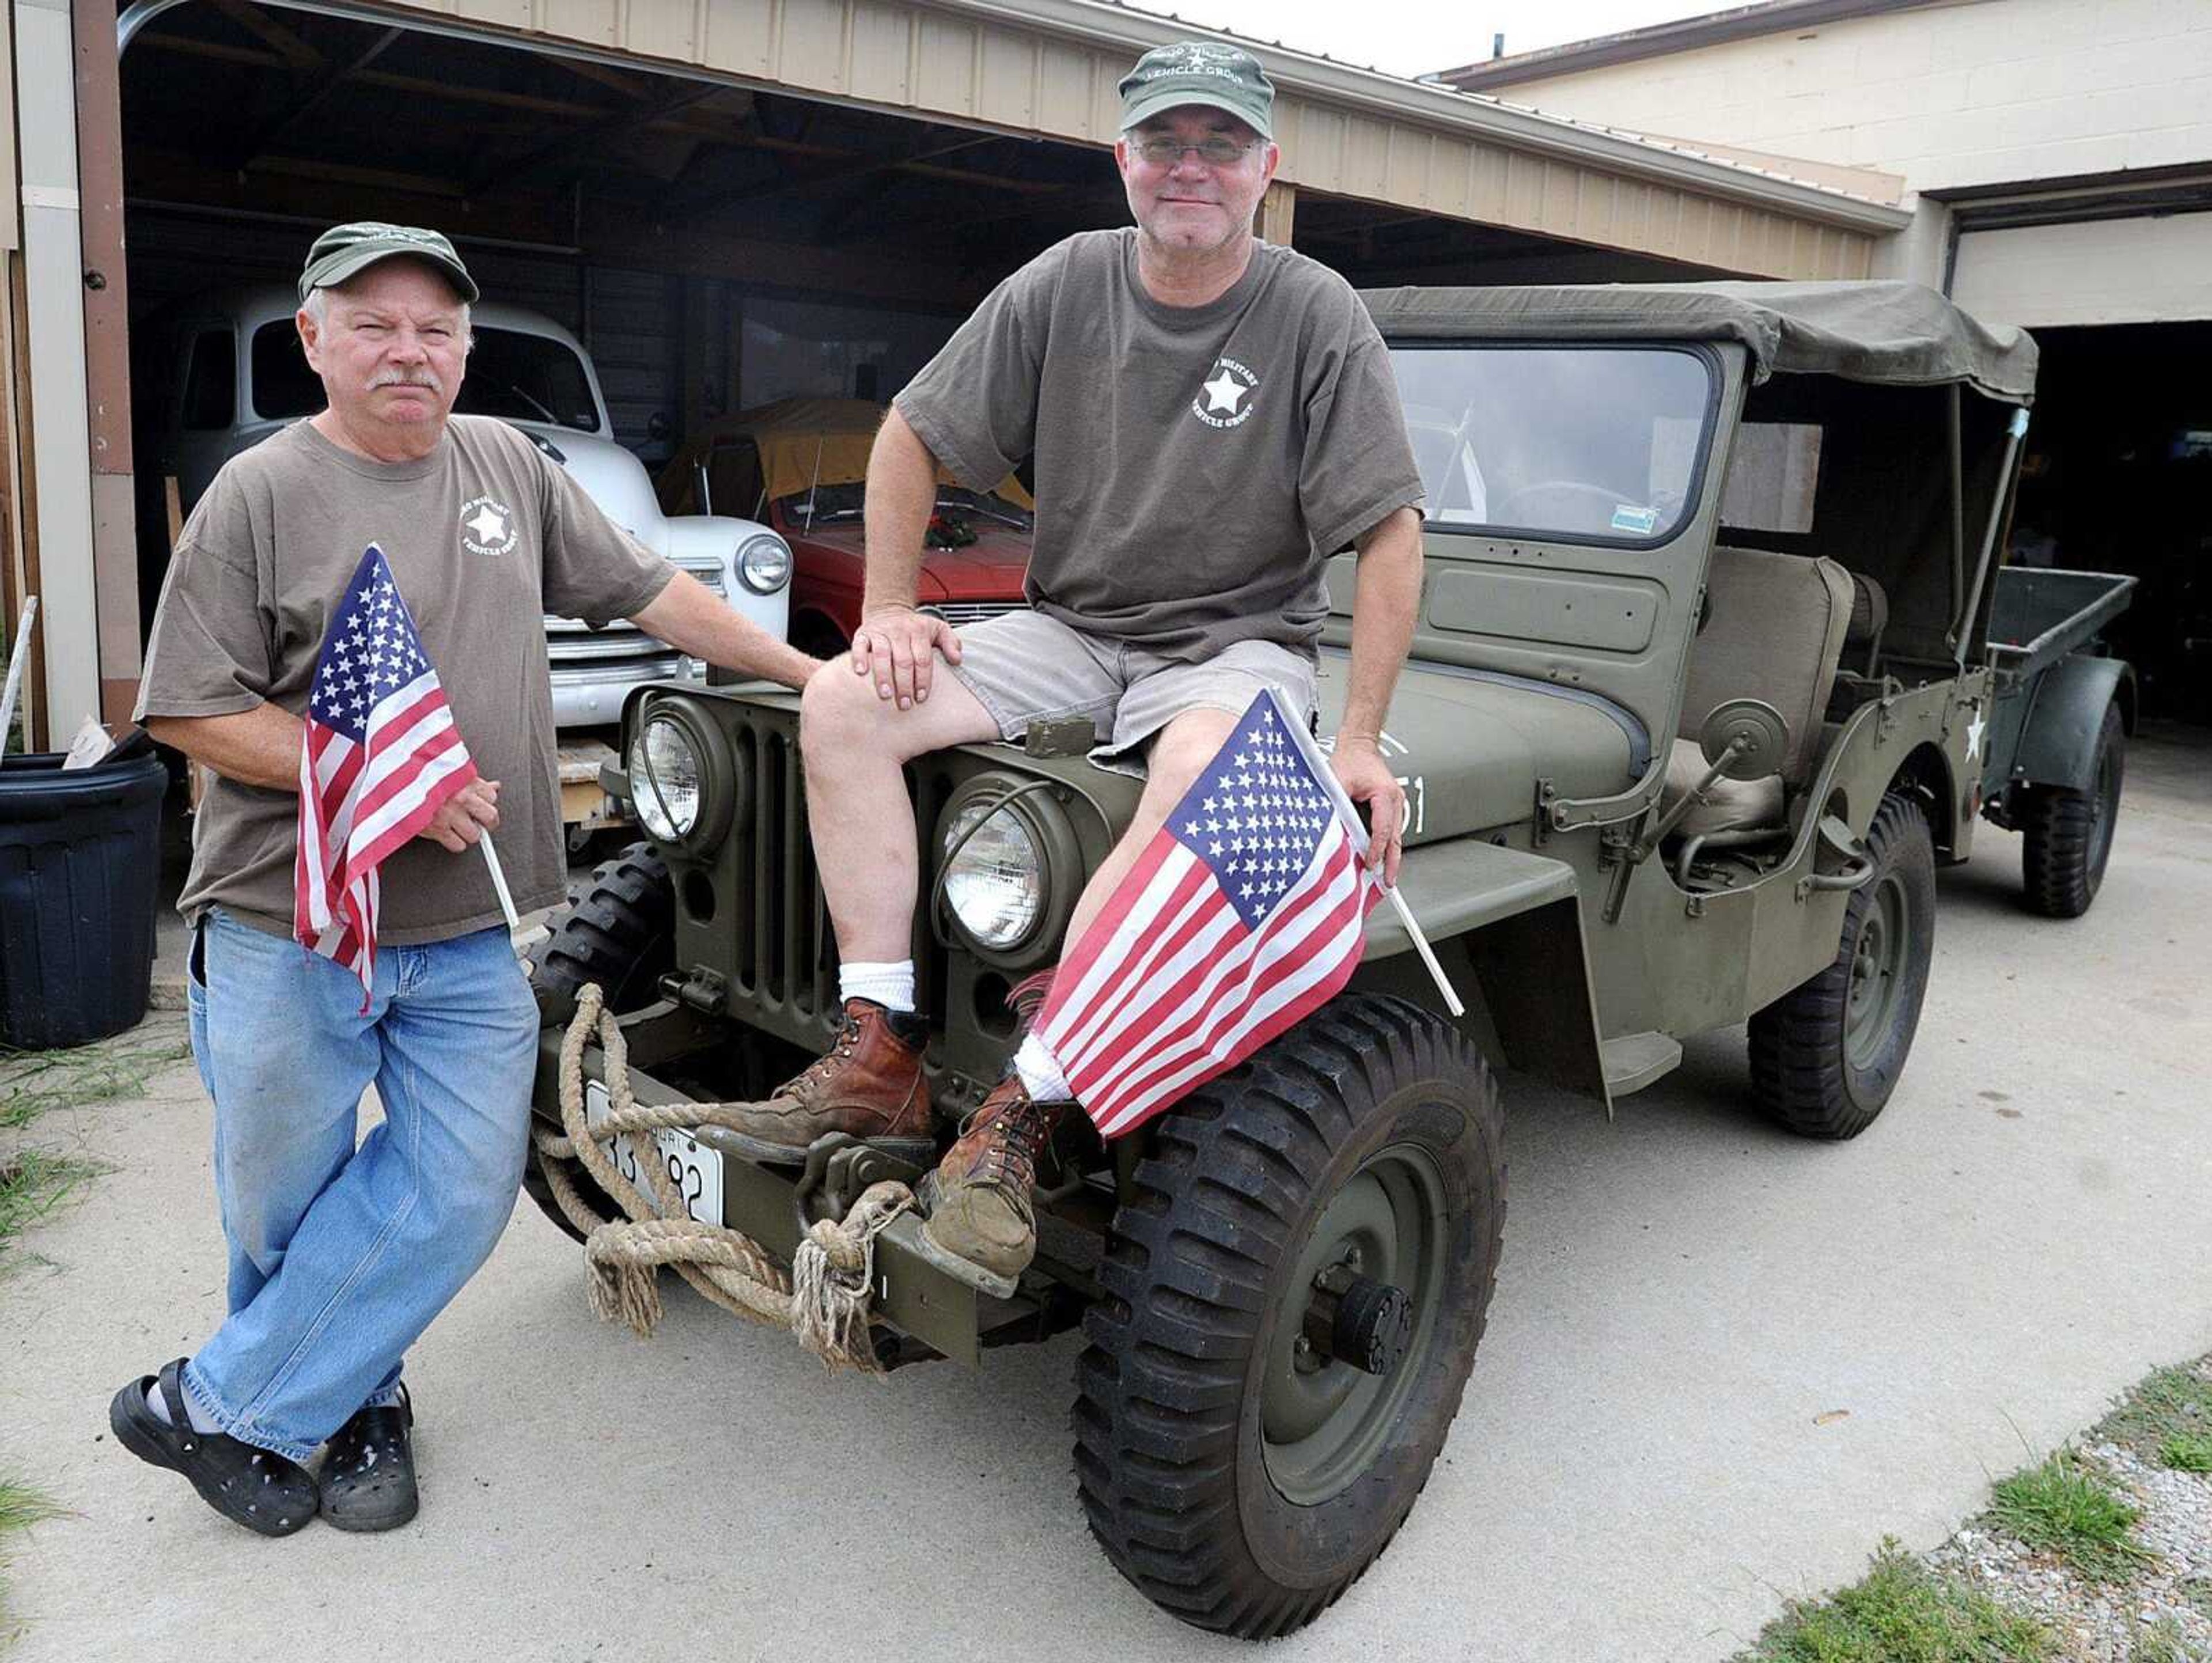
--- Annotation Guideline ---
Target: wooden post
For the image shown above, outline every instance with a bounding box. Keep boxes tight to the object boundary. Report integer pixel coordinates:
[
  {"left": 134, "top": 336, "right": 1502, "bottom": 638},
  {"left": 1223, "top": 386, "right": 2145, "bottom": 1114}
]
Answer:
[{"left": 1258, "top": 181, "right": 1296, "bottom": 247}]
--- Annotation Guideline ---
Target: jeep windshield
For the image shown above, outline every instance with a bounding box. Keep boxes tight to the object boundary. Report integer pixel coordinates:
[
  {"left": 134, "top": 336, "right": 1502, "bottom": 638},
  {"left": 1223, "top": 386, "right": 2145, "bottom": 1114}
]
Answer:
[
  {"left": 1387, "top": 344, "right": 1715, "bottom": 546},
  {"left": 251, "top": 322, "right": 602, "bottom": 432}
]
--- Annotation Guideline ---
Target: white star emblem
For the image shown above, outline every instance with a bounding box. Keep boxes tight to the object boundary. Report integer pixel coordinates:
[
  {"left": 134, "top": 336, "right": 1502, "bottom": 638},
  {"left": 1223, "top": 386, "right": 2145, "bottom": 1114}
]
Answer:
[
  {"left": 1201, "top": 370, "right": 1249, "bottom": 415},
  {"left": 1964, "top": 709, "right": 1987, "bottom": 763},
  {"left": 466, "top": 504, "right": 508, "bottom": 544}
]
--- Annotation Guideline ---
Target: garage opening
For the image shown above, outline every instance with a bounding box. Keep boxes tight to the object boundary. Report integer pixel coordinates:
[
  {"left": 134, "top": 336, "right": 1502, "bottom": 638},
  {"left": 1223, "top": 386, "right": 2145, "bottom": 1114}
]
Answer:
[{"left": 2010, "top": 321, "right": 2212, "bottom": 726}]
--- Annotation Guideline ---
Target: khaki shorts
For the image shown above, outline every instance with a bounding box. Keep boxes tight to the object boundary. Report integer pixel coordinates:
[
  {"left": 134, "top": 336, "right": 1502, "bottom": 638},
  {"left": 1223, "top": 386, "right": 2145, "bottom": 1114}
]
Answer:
[{"left": 948, "top": 609, "right": 1320, "bottom": 772}]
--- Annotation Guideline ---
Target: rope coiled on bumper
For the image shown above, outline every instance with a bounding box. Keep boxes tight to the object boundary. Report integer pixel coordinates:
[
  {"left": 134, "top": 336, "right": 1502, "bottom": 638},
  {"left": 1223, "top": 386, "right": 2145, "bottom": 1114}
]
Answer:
[{"left": 538, "top": 983, "right": 912, "bottom": 1372}]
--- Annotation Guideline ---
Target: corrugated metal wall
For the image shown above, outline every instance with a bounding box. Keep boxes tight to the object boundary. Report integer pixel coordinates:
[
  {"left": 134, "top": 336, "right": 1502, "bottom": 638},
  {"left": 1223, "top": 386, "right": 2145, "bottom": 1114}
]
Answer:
[{"left": 370, "top": 0, "right": 1891, "bottom": 279}]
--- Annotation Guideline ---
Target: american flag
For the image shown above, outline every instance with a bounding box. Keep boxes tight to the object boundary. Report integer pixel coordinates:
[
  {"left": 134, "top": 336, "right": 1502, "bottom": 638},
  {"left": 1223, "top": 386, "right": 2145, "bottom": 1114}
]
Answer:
[
  {"left": 294, "top": 546, "right": 479, "bottom": 999},
  {"left": 1033, "top": 688, "right": 1384, "bottom": 1139}
]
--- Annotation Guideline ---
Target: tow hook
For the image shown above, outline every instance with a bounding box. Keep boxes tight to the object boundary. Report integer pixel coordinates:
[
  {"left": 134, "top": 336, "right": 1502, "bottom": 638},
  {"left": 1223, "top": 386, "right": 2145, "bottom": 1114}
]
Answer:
[{"left": 1302, "top": 1261, "right": 1413, "bottom": 1377}]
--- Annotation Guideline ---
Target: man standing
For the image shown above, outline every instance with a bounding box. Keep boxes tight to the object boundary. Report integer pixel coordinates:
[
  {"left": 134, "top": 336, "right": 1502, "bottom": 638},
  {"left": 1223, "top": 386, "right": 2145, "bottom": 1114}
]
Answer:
[
  {"left": 110, "top": 223, "right": 815, "bottom": 1535},
  {"left": 719, "top": 44, "right": 1426, "bottom": 1293}
]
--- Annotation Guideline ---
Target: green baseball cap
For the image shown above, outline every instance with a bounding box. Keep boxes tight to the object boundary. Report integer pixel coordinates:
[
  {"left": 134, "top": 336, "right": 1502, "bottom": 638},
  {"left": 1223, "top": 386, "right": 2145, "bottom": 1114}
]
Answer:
[
  {"left": 1118, "top": 40, "right": 1275, "bottom": 140},
  {"left": 298, "top": 221, "right": 479, "bottom": 305}
]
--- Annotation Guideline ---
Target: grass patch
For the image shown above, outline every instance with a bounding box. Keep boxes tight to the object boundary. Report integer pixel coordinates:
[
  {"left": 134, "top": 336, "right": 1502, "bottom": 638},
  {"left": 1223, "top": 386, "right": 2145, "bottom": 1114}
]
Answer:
[
  {"left": 2161, "top": 1431, "right": 2212, "bottom": 1473},
  {"left": 1987, "top": 1450, "right": 2155, "bottom": 1584},
  {"left": 0, "top": 1478, "right": 63, "bottom": 1644},
  {"left": 2094, "top": 1364, "right": 2212, "bottom": 1463},
  {"left": 0, "top": 1029, "right": 192, "bottom": 1133},
  {"left": 2130, "top": 1615, "right": 2208, "bottom": 1663},
  {"left": 1735, "top": 1539, "right": 2049, "bottom": 1662},
  {"left": 0, "top": 1149, "right": 103, "bottom": 1257}
]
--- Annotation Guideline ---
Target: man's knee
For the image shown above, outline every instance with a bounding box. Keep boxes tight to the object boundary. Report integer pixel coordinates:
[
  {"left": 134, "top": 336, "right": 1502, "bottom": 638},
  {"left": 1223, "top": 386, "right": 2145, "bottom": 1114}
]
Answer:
[
  {"left": 801, "top": 660, "right": 894, "bottom": 770},
  {"left": 1146, "top": 707, "right": 1243, "bottom": 796}
]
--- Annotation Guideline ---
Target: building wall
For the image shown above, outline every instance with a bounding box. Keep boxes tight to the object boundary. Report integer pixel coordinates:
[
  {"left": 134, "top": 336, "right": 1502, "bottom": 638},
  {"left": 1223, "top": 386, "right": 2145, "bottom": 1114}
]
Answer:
[
  {"left": 1491, "top": 0, "right": 2212, "bottom": 198},
  {"left": 1952, "top": 211, "right": 2212, "bottom": 324}
]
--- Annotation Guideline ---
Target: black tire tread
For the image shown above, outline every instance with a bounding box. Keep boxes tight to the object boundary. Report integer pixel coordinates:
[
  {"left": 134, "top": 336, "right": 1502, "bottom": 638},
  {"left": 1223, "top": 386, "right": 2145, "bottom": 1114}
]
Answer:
[
  {"left": 520, "top": 840, "right": 675, "bottom": 1242},
  {"left": 1748, "top": 791, "right": 1934, "bottom": 1140},
  {"left": 526, "top": 840, "right": 674, "bottom": 1024},
  {"left": 2020, "top": 702, "right": 2123, "bottom": 920},
  {"left": 1073, "top": 993, "right": 1504, "bottom": 1640}
]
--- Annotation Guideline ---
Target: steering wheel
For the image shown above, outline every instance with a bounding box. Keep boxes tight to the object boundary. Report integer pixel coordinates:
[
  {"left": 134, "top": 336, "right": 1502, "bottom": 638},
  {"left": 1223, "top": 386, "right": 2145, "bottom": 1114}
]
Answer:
[{"left": 1490, "top": 479, "right": 1638, "bottom": 531}]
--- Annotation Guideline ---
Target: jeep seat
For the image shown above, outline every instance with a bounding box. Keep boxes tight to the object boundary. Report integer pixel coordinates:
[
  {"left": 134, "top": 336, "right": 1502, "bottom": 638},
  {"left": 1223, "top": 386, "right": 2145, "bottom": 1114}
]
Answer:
[{"left": 1662, "top": 546, "right": 1855, "bottom": 838}]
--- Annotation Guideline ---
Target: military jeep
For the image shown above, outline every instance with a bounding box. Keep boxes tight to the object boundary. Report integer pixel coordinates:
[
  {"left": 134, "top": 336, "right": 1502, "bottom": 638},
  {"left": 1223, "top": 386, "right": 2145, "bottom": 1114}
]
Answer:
[{"left": 524, "top": 282, "right": 2059, "bottom": 1638}]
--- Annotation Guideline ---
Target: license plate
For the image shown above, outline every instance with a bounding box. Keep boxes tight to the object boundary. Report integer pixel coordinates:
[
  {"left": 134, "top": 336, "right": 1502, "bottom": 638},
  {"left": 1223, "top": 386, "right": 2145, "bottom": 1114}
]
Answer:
[{"left": 584, "top": 1079, "right": 723, "bottom": 1225}]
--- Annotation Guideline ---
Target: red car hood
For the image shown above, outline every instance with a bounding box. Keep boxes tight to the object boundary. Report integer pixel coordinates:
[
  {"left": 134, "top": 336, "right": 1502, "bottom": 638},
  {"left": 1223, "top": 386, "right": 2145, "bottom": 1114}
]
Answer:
[{"left": 791, "top": 521, "right": 1029, "bottom": 604}]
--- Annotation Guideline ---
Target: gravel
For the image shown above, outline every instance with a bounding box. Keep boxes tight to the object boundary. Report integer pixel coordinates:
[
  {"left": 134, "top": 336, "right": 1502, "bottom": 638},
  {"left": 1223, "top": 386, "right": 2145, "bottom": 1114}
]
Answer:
[{"left": 1924, "top": 1359, "right": 2212, "bottom": 1661}]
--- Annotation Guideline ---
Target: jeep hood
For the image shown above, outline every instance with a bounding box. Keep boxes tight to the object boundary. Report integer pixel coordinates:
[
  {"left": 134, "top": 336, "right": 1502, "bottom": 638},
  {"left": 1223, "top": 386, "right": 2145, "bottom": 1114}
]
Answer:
[{"left": 1315, "top": 653, "right": 1645, "bottom": 843}]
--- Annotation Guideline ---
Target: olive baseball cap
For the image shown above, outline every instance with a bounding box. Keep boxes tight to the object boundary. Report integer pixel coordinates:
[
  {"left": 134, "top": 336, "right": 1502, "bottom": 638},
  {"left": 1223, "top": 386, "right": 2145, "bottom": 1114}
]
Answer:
[
  {"left": 297, "top": 221, "right": 479, "bottom": 305},
  {"left": 1118, "top": 41, "right": 1275, "bottom": 139}
]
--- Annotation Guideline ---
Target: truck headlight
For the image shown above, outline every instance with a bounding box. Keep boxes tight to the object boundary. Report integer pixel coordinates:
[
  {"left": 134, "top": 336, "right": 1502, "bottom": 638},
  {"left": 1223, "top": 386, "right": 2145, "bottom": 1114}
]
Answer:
[
  {"left": 737, "top": 533, "right": 792, "bottom": 594},
  {"left": 629, "top": 714, "right": 703, "bottom": 840},
  {"left": 942, "top": 800, "right": 1046, "bottom": 950}
]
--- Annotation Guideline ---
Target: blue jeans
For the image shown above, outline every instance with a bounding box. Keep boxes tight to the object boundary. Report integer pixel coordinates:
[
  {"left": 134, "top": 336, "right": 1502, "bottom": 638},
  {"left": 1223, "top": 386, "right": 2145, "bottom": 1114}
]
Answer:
[{"left": 180, "top": 907, "right": 537, "bottom": 1462}]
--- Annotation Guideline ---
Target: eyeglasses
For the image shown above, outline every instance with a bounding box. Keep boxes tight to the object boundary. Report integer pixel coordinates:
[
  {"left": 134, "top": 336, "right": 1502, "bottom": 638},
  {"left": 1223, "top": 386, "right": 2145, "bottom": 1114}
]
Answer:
[{"left": 1128, "top": 134, "right": 1260, "bottom": 166}]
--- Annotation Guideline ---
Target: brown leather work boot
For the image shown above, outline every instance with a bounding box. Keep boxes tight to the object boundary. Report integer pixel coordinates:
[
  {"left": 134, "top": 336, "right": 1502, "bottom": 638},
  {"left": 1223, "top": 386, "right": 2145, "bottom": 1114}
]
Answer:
[
  {"left": 717, "top": 999, "right": 934, "bottom": 1164},
  {"left": 915, "top": 1076, "right": 1067, "bottom": 1297}
]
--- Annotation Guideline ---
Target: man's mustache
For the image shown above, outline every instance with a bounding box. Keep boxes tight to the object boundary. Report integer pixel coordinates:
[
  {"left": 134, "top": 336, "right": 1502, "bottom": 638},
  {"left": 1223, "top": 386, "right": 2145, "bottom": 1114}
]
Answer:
[{"left": 370, "top": 370, "right": 442, "bottom": 392}]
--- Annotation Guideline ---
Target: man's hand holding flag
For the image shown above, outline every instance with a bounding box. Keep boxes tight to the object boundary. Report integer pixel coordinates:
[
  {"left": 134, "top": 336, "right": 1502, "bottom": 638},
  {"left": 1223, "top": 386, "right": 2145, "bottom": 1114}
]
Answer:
[{"left": 294, "top": 544, "right": 513, "bottom": 1001}]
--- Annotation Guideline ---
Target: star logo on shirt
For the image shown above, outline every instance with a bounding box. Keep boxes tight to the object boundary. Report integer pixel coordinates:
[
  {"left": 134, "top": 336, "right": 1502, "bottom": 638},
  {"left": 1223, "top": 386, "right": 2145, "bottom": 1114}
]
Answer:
[
  {"left": 1191, "top": 355, "right": 1259, "bottom": 430},
  {"left": 459, "top": 494, "right": 519, "bottom": 557}
]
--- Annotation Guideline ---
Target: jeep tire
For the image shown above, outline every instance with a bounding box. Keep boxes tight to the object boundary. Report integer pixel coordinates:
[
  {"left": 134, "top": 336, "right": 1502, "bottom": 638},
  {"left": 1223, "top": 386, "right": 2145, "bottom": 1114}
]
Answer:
[
  {"left": 525, "top": 840, "right": 675, "bottom": 1026},
  {"left": 521, "top": 840, "right": 675, "bottom": 1243},
  {"left": 2020, "top": 700, "right": 2123, "bottom": 919},
  {"left": 1749, "top": 791, "right": 1936, "bottom": 1139},
  {"left": 1074, "top": 994, "right": 1504, "bottom": 1638}
]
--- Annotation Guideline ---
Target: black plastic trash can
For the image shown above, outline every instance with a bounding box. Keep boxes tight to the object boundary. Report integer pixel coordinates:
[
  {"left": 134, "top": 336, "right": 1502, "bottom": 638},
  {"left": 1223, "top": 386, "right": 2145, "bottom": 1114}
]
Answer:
[{"left": 0, "top": 749, "right": 168, "bottom": 1049}]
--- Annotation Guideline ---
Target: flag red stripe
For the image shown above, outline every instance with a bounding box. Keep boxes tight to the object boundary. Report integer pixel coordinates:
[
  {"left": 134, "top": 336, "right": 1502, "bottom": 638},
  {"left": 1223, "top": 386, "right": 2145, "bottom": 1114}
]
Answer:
[
  {"left": 1068, "top": 835, "right": 1348, "bottom": 1091},
  {"left": 1092, "top": 872, "right": 1371, "bottom": 1135},
  {"left": 1052, "top": 834, "right": 1176, "bottom": 994},
  {"left": 1043, "top": 851, "right": 1218, "bottom": 1069},
  {"left": 1075, "top": 846, "right": 1358, "bottom": 1112}
]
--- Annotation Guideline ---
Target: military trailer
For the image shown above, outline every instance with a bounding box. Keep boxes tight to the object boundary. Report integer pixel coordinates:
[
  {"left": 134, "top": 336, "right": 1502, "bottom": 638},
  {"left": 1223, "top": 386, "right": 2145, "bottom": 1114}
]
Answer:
[
  {"left": 523, "top": 283, "right": 2077, "bottom": 1637},
  {"left": 1978, "top": 564, "right": 2137, "bottom": 916}
]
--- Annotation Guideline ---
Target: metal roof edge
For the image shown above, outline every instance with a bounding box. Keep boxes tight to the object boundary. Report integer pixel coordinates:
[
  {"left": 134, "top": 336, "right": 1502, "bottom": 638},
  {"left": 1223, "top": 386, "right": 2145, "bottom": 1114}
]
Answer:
[
  {"left": 1433, "top": 0, "right": 1942, "bottom": 91},
  {"left": 928, "top": 0, "right": 1911, "bottom": 233}
]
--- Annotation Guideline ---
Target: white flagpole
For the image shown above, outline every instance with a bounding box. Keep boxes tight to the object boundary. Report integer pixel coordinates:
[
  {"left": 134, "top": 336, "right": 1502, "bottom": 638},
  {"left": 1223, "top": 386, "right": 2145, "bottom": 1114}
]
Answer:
[
  {"left": 1385, "top": 886, "right": 1464, "bottom": 1018},
  {"left": 0, "top": 597, "right": 37, "bottom": 764},
  {"left": 1270, "top": 688, "right": 1464, "bottom": 1019},
  {"left": 479, "top": 833, "right": 521, "bottom": 931}
]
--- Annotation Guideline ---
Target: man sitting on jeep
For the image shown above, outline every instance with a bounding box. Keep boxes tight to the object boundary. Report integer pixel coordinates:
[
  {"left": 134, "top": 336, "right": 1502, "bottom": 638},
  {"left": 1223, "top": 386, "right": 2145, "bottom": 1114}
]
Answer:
[{"left": 720, "top": 40, "right": 1427, "bottom": 1289}]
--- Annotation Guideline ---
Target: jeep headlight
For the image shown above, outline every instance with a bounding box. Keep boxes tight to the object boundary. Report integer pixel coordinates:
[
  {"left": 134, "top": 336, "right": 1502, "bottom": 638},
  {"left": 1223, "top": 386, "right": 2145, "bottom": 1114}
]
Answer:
[
  {"left": 737, "top": 532, "right": 792, "bottom": 594},
  {"left": 629, "top": 714, "right": 703, "bottom": 840},
  {"left": 942, "top": 800, "right": 1045, "bottom": 950}
]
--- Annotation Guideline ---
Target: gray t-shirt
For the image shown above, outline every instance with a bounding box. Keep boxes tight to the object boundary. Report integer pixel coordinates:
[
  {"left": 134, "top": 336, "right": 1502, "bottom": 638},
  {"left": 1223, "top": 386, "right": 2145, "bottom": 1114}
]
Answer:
[
  {"left": 136, "top": 415, "right": 675, "bottom": 944},
  {"left": 893, "top": 228, "right": 1422, "bottom": 662}
]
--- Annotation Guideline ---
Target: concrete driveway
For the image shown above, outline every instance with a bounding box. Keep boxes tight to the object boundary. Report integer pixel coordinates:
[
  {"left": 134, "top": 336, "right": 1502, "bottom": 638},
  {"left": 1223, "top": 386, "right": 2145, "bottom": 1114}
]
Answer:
[{"left": 5, "top": 732, "right": 2209, "bottom": 1663}]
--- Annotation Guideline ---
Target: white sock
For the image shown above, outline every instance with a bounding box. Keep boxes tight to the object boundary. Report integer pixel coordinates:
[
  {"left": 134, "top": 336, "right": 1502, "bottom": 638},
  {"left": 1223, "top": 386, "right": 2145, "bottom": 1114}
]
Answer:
[
  {"left": 839, "top": 959, "right": 915, "bottom": 1014},
  {"left": 145, "top": 1378, "right": 224, "bottom": 1435},
  {"left": 1013, "top": 1033, "right": 1073, "bottom": 1103}
]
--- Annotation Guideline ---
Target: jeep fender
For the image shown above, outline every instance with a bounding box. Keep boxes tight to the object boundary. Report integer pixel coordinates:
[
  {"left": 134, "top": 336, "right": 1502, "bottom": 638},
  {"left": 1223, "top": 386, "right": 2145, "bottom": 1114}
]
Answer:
[
  {"left": 2013, "top": 654, "right": 2133, "bottom": 794},
  {"left": 1355, "top": 839, "right": 1608, "bottom": 1107}
]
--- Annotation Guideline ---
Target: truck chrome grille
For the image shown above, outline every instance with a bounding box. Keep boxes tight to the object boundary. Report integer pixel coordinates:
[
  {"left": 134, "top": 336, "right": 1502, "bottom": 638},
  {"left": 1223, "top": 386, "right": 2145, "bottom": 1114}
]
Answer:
[{"left": 919, "top": 602, "right": 1022, "bottom": 628}]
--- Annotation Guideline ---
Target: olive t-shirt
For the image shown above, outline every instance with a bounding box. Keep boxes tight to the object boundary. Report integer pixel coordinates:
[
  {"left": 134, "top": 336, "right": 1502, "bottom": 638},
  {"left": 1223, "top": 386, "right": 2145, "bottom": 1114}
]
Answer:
[
  {"left": 893, "top": 228, "right": 1422, "bottom": 662},
  {"left": 136, "top": 415, "right": 676, "bottom": 944}
]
